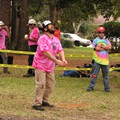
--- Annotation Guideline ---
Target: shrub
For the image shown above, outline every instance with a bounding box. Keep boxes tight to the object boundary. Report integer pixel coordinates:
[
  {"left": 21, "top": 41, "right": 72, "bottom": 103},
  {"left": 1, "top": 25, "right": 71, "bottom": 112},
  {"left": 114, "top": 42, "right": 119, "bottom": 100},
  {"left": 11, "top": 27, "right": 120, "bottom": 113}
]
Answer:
[
  {"left": 80, "top": 22, "right": 88, "bottom": 36},
  {"left": 103, "top": 21, "right": 120, "bottom": 38},
  {"left": 61, "top": 40, "right": 74, "bottom": 48},
  {"left": 103, "top": 21, "right": 120, "bottom": 53}
]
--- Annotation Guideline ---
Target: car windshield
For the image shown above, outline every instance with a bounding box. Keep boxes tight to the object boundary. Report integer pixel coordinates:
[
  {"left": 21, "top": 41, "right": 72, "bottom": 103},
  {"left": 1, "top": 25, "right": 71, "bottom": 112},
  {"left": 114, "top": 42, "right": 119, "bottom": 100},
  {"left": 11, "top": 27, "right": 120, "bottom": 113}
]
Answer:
[
  {"left": 70, "top": 34, "right": 82, "bottom": 39},
  {"left": 63, "top": 34, "right": 72, "bottom": 39}
]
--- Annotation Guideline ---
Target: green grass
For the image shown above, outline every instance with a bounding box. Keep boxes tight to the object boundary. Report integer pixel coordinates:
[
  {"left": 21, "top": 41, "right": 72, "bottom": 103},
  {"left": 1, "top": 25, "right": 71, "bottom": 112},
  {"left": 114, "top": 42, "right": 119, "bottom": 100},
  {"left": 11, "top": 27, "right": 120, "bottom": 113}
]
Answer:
[
  {"left": 64, "top": 47, "right": 93, "bottom": 55},
  {"left": 0, "top": 47, "right": 120, "bottom": 120}
]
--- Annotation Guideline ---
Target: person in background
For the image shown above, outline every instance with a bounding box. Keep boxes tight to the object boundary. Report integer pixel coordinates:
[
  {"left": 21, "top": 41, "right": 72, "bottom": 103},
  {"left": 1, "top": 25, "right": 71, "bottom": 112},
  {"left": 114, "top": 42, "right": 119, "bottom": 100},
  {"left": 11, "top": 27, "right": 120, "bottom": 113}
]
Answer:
[
  {"left": 32, "top": 20, "right": 67, "bottom": 111},
  {"left": 87, "top": 26, "right": 112, "bottom": 92},
  {"left": 0, "top": 21, "right": 10, "bottom": 74},
  {"left": 54, "top": 26, "right": 61, "bottom": 40},
  {"left": 37, "top": 21, "right": 43, "bottom": 33},
  {"left": 23, "top": 19, "right": 40, "bottom": 77}
]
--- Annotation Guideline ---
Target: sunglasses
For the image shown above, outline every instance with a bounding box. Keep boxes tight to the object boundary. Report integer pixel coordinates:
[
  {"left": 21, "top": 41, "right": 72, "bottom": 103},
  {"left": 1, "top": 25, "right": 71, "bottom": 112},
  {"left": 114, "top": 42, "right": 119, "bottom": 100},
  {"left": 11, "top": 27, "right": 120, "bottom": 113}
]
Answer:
[
  {"left": 98, "top": 32, "right": 105, "bottom": 34},
  {"left": 29, "top": 24, "right": 35, "bottom": 26}
]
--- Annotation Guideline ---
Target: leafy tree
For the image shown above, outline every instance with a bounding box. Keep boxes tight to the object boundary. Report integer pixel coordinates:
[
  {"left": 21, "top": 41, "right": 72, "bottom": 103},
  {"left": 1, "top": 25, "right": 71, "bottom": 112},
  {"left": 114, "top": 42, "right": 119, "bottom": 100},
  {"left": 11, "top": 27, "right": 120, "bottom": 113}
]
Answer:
[
  {"left": 94, "top": 0, "right": 120, "bottom": 20},
  {"left": 10, "top": 0, "right": 120, "bottom": 50},
  {"left": 60, "top": 0, "right": 120, "bottom": 34},
  {"left": 112, "top": 0, "right": 120, "bottom": 19},
  {"left": 60, "top": 0, "right": 97, "bottom": 34},
  {"left": 27, "top": 0, "right": 120, "bottom": 34}
]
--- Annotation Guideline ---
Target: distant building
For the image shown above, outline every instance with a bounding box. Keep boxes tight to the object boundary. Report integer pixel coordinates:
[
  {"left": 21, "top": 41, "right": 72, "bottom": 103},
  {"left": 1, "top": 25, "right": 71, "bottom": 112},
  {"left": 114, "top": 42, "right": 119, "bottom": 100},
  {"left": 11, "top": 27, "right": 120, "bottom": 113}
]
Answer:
[{"left": 0, "top": 0, "right": 11, "bottom": 26}]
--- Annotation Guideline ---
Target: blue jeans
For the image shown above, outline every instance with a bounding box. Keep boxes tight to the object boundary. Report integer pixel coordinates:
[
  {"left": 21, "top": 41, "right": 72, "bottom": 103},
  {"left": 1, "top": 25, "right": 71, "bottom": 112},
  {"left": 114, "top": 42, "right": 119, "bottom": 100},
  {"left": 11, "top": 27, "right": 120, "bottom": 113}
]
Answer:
[{"left": 88, "top": 61, "right": 110, "bottom": 90}]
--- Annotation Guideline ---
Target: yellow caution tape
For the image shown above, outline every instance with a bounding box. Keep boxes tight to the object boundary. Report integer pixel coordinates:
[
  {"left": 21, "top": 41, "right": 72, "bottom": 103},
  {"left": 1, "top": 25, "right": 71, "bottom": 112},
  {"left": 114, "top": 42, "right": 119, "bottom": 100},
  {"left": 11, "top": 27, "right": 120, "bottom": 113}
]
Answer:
[
  {"left": 65, "top": 54, "right": 92, "bottom": 58},
  {"left": 0, "top": 64, "right": 33, "bottom": 69},
  {"left": 0, "top": 64, "right": 120, "bottom": 71},
  {"left": 0, "top": 49, "right": 120, "bottom": 57},
  {"left": 0, "top": 50, "right": 91, "bottom": 57},
  {"left": 0, "top": 50, "right": 34, "bottom": 55},
  {"left": 55, "top": 67, "right": 91, "bottom": 71},
  {"left": 0, "top": 64, "right": 91, "bottom": 70},
  {"left": 110, "top": 53, "right": 120, "bottom": 56}
]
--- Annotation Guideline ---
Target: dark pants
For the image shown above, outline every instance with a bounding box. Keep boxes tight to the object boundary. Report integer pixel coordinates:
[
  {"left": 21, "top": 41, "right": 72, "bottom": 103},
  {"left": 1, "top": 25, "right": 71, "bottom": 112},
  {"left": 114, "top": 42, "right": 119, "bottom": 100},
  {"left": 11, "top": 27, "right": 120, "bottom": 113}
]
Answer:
[
  {"left": 27, "top": 45, "right": 37, "bottom": 74},
  {"left": 0, "top": 52, "right": 9, "bottom": 73}
]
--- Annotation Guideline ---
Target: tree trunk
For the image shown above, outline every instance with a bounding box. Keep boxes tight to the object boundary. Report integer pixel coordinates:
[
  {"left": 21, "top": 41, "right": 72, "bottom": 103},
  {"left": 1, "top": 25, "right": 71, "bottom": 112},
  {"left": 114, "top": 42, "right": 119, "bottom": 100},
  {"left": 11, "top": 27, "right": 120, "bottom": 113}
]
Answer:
[
  {"left": 11, "top": 0, "right": 28, "bottom": 50},
  {"left": 72, "top": 21, "right": 82, "bottom": 34},
  {"left": 49, "top": 3, "right": 60, "bottom": 26}
]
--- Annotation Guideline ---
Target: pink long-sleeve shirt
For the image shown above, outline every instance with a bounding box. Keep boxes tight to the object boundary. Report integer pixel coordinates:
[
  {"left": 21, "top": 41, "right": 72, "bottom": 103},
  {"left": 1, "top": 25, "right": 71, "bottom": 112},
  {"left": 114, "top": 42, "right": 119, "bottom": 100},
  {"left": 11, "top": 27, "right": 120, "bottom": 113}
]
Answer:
[
  {"left": 32, "top": 34, "right": 63, "bottom": 72},
  {"left": 0, "top": 29, "right": 8, "bottom": 49},
  {"left": 28, "top": 27, "right": 40, "bottom": 46}
]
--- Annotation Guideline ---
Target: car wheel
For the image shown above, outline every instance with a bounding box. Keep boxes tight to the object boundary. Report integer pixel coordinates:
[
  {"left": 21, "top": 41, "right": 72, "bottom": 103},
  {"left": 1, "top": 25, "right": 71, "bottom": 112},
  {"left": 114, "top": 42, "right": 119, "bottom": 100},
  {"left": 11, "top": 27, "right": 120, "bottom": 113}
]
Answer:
[
  {"left": 82, "top": 45, "right": 87, "bottom": 47},
  {"left": 74, "top": 41, "right": 80, "bottom": 46}
]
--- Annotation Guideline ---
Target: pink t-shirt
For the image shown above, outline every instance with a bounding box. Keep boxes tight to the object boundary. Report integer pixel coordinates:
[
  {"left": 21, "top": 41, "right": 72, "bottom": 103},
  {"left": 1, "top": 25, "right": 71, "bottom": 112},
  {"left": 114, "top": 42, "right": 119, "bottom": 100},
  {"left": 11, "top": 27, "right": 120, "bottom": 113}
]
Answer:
[
  {"left": 32, "top": 34, "right": 63, "bottom": 72},
  {"left": 28, "top": 27, "right": 40, "bottom": 46},
  {"left": 0, "top": 29, "right": 8, "bottom": 49}
]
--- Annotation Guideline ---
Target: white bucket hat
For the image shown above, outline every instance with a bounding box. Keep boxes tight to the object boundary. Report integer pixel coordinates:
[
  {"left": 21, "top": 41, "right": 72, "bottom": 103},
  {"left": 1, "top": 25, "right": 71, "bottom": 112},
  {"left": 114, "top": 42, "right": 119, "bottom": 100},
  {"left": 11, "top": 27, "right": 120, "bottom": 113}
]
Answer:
[
  {"left": 28, "top": 19, "right": 36, "bottom": 25},
  {"left": 0, "top": 21, "right": 4, "bottom": 26}
]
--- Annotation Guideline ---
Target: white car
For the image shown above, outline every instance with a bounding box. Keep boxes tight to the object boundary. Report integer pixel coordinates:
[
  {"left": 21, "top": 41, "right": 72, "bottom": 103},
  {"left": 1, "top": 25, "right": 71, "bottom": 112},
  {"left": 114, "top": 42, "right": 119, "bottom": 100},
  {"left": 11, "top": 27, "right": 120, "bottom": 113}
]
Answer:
[{"left": 61, "top": 33, "right": 91, "bottom": 46}]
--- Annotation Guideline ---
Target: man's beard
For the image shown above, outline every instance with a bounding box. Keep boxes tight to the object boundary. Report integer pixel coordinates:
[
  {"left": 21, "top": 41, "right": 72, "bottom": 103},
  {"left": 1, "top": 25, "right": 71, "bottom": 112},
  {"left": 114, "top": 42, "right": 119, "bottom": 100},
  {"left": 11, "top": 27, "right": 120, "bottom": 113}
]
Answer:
[{"left": 47, "top": 28, "right": 55, "bottom": 34}]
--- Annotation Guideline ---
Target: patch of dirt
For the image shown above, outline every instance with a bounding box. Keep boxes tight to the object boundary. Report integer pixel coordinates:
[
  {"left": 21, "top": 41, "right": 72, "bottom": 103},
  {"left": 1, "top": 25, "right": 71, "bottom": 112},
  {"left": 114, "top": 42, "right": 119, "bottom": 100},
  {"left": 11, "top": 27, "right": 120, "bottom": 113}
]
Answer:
[
  {"left": 66, "top": 59, "right": 90, "bottom": 68},
  {"left": 0, "top": 115, "right": 44, "bottom": 120},
  {"left": 8, "top": 54, "right": 28, "bottom": 65},
  {"left": 10, "top": 54, "right": 87, "bottom": 67},
  {"left": 9, "top": 53, "right": 120, "bottom": 68}
]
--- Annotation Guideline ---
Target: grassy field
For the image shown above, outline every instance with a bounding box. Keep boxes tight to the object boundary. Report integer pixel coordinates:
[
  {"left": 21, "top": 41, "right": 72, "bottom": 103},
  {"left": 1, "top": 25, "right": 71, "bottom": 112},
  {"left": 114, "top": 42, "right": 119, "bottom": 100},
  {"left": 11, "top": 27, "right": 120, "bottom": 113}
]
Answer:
[{"left": 0, "top": 47, "right": 120, "bottom": 120}]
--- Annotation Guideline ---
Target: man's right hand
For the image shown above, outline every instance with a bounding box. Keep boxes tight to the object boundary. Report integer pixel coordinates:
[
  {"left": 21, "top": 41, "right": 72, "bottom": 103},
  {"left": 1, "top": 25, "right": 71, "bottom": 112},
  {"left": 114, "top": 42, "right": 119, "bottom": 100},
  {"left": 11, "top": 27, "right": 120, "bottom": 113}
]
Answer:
[{"left": 56, "top": 59, "right": 67, "bottom": 67}]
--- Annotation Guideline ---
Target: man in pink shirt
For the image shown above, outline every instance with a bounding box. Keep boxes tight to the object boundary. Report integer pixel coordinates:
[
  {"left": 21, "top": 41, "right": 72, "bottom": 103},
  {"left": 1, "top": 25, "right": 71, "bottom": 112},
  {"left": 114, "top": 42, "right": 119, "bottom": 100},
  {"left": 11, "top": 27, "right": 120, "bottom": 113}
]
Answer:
[
  {"left": 0, "top": 21, "right": 10, "bottom": 74},
  {"left": 23, "top": 19, "right": 40, "bottom": 77},
  {"left": 32, "top": 20, "right": 67, "bottom": 111}
]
